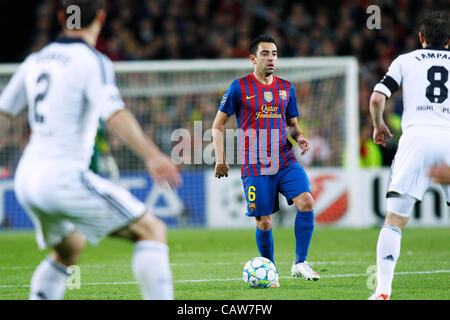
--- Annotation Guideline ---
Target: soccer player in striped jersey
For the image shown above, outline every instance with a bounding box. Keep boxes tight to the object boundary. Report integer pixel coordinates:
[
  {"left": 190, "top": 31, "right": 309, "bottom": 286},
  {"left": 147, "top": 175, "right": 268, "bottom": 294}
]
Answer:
[
  {"left": 212, "top": 35, "right": 320, "bottom": 285},
  {"left": 369, "top": 11, "right": 449, "bottom": 300},
  {"left": 0, "top": 0, "right": 180, "bottom": 300}
]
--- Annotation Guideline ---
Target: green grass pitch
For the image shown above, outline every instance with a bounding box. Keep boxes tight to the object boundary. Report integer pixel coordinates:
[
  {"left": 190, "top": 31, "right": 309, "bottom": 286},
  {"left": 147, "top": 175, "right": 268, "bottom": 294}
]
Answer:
[{"left": 0, "top": 227, "right": 449, "bottom": 300}]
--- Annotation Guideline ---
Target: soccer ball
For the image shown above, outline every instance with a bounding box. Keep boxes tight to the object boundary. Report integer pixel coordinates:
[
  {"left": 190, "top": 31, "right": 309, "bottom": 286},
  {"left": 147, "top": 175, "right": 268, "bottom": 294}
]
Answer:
[{"left": 242, "top": 257, "right": 277, "bottom": 288}]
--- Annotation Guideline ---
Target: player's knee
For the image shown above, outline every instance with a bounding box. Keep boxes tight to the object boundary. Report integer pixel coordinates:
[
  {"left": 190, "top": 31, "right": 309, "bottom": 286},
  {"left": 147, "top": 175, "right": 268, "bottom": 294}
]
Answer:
[
  {"left": 53, "top": 232, "right": 86, "bottom": 266},
  {"left": 386, "top": 194, "right": 415, "bottom": 227},
  {"left": 296, "top": 193, "right": 314, "bottom": 212},
  {"left": 255, "top": 215, "right": 272, "bottom": 231},
  {"left": 385, "top": 212, "right": 409, "bottom": 230},
  {"left": 133, "top": 212, "right": 168, "bottom": 243}
]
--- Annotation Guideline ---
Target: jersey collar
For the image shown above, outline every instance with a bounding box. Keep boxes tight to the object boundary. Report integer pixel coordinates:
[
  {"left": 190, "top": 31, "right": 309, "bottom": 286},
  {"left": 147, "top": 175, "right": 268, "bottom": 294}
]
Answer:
[
  {"left": 250, "top": 73, "right": 277, "bottom": 88},
  {"left": 56, "top": 36, "right": 89, "bottom": 45},
  {"left": 420, "top": 45, "right": 449, "bottom": 51}
]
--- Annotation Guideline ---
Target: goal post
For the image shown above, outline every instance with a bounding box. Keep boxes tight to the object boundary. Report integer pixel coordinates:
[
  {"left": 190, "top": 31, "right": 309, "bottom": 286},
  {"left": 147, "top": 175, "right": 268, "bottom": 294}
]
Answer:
[
  {"left": 0, "top": 57, "right": 360, "bottom": 229},
  {"left": 345, "top": 58, "right": 361, "bottom": 227}
]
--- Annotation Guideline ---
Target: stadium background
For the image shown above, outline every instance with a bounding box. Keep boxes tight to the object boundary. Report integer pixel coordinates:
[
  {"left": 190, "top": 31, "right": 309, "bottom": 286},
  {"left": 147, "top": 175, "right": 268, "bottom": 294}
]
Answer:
[{"left": 0, "top": 0, "right": 449, "bottom": 230}]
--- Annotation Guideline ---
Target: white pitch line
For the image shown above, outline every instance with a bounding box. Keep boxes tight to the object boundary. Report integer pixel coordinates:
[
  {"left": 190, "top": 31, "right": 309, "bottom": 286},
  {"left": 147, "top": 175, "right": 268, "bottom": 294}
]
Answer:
[
  {"left": 0, "top": 270, "right": 449, "bottom": 288},
  {"left": 0, "top": 261, "right": 362, "bottom": 270}
]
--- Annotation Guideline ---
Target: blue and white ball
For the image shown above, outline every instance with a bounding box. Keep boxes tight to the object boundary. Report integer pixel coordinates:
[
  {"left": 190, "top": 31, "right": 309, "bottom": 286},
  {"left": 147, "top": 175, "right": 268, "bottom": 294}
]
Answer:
[{"left": 242, "top": 257, "right": 277, "bottom": 288}]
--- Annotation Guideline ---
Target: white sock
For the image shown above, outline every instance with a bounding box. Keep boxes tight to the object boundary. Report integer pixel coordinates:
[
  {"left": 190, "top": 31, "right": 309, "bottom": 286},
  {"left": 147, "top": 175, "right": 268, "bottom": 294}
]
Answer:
[
  {"left": 29, "top": 257, "right": 70, "bottom": 300},
  {"left": 132, "top": 240, "right": 173, "bottom": 300},
  {"left": 375, "top": 225, "right": 402, "bottom": 297}
]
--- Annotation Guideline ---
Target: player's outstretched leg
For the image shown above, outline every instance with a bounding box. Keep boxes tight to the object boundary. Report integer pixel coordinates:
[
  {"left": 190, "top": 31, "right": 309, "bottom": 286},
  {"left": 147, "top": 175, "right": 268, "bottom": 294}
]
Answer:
[
  {"left": 369, "top": 211, "right": 408, "bottom": 300},
  {"left": 29, "top": 231, "right": 86, "bottom": 300},
  {"left": 291, "top": 192, "right": 320, "bottom": 280},
  {"left": 112, "top": 212, "right": 173, "bottom": 300}
]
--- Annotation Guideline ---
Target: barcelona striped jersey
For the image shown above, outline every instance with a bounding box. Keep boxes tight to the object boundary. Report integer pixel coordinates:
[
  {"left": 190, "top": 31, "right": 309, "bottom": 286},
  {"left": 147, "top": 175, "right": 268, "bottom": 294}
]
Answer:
[{"left": 219, "top": 73, "right": 300, "bottom": 177}]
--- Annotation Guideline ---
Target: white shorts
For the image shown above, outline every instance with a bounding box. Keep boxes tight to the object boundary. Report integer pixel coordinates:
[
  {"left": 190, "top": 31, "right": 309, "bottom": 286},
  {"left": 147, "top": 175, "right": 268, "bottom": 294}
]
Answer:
[
  {"left": 14, "top": 158, "right": 146, "bottom": 250},
  {"left": 387, "top": 125, "right": 450, "bottom": 208}
]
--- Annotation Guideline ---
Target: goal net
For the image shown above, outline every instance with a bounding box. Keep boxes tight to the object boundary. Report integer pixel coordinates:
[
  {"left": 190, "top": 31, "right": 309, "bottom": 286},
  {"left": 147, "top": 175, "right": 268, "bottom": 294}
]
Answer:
[{"left": 0, "top": 57, "right": 359, "bottom": 230}]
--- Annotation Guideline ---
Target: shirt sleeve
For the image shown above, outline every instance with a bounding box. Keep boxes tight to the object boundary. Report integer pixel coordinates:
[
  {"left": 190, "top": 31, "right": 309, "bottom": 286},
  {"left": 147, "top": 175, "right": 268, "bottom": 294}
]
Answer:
[
  {"left": 218, "top": 79, "right": 241, "bottom": 116},
  {"left": 0, "top": 55, "right": 34, "bottom": 116},
  {"left": 85, "top": 53, "right": 125, "bottom": 121},
  {"left": 286, "top": 84, "right": 300, "bottom": 119},
  {"left": 373, "top": 56, "right": 402, "bottom": 99}
]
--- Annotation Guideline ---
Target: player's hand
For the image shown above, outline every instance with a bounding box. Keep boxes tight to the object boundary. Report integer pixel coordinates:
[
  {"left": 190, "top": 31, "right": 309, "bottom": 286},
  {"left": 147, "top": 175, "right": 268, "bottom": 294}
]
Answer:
[
  {"left": 296, "top": 135, "right": 310, "bottom": 155},
  {"left": 146, "top": 153, "right": 182, "bottom": 188},
  {"left": 215, "top": 162, "right": 229, "bottom": 178},
  {"left": 429, "top": 163, "right": 450, "bottom": 184},
  {"left": 373, "top": 122, "right": 393, "bottom": 148}
]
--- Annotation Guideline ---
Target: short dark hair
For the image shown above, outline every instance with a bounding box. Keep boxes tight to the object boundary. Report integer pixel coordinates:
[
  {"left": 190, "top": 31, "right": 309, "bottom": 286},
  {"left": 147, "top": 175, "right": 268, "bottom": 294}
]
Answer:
[
  {"left": 249, "top": 34, "right": 277, "bottom": 55},
  {"left": 61, "top": 0, "right": 105, "bottom": 28},
  {"left": 419, "top": 11, "right": 449, "bottom": 46}
]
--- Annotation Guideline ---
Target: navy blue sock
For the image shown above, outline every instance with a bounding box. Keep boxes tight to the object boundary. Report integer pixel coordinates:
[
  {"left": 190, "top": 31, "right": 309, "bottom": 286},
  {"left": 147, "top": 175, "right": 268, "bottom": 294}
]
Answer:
[
  {"left": 255, "top": 227, "right": 274, "bottom": 264},
  {"left": 294, "top": 210, "right": 314, "bottom": 264}
]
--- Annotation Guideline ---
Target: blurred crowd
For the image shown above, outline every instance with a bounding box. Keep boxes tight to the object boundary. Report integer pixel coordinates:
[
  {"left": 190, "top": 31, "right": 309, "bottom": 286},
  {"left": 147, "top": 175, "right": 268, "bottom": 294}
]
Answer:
[{"left": 1, "top": 0, "right": 449, "bottom": 175}]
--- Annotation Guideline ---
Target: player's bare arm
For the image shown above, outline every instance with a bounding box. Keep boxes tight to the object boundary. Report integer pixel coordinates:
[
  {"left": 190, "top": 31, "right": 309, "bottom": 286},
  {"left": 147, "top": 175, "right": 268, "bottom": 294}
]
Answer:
[
  {"left": 369, "top": 91, "right": 393, "bottom": 148},
  {"left": 0, "top": 111, "right": 12, "bottom": 147},
  {"left": 212, "top": 110, "right": 230, "bottom": 178},
  {"left": 287, "top": 117, "right": 310, "bottom": 155},
  {"left": 106, "top": 108, "right": 181, "bottom": 188},
  {"left": 429, "top": 163, "right": 450, "bottom": 184}
]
